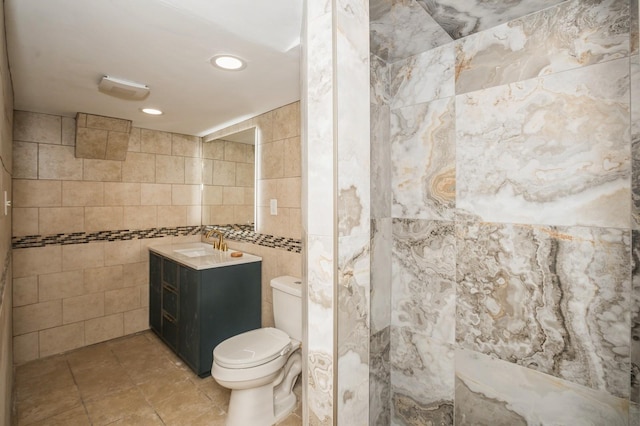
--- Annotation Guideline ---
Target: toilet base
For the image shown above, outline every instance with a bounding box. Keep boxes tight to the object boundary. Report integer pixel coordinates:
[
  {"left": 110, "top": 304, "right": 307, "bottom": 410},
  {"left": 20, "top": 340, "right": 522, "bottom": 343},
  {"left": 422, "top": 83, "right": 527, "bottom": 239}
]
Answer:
[
  {"left": 223, "top": 350, "right": 302, "bottom": 426},
  {"left": 226, "top": 382, "right": 276, "bottom": 426}
]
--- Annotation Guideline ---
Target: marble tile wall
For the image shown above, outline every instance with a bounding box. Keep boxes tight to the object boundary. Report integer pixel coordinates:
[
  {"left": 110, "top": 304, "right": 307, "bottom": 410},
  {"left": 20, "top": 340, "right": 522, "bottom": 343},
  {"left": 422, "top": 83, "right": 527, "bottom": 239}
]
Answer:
[
  {"left": 370, "top": 0, "right": 638, "bottom": 424},
  {"left": 303, "top": 0, "right": 371, "bottom": 423},
  {"left": 304, "top": 1, "right": 338, "bottom": 423},
  {"left": 630, "top": 2, "right": 640, "bottom": 423},
  {"left": 0, "top": 0, "right": 13, "bottom": 420},
  {"left": 336, "top": 0, "right": 371, "bottom": 424}
]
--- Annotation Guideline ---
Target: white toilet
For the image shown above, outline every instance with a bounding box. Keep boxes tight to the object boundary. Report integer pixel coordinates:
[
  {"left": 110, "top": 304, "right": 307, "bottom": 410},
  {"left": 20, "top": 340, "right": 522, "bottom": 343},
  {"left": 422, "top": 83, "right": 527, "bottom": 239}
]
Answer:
[{"left": 212, "top": 276, "right": 302, "bottom": 426}]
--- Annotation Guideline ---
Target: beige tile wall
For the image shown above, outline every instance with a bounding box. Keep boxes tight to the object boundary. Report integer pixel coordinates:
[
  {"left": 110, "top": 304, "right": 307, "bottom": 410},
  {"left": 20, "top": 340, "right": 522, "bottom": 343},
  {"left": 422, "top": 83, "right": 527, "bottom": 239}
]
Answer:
[
  {"left": 0, "top": 1, "right": 14, "bottom": 422},
  {"left": 12, "top": 111, "right": 203, "bottom": 237},
  {"left": 11, "top": 111, "right": 203, "bottom": 363},
  {"left": 12, "top": 234, "right": 200, "bottom": 363},
  {"left": 11, "top": 102, "right": 302, "bottom": 362}
]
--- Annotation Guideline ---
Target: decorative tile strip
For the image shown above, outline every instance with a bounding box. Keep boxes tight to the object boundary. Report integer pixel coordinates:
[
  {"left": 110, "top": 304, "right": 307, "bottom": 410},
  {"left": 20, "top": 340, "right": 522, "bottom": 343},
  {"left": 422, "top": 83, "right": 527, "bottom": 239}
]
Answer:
[
  {"left": 12, "top": 224, "right": 303, "bottom": 254},
  {"left": 206, "top": 224, "right": 302, "bottom": 253},
  {"left": 12, "top": 226, "right": 204, "bottom": 249}
]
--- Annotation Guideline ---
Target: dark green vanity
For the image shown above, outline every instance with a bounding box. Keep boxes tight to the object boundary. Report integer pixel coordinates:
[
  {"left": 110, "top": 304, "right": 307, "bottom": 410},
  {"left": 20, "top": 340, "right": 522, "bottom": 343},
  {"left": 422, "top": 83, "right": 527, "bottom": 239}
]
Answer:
[{"left": 149, "top": 243, "right": 262, "bottom": 377}]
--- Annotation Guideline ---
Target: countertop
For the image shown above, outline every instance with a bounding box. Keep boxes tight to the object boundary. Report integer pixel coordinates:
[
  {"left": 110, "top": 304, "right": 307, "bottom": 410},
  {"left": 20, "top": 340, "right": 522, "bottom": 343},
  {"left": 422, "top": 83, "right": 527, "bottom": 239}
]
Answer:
[{"left": 149, "top": 242, "right": 262, "bottom": 270}]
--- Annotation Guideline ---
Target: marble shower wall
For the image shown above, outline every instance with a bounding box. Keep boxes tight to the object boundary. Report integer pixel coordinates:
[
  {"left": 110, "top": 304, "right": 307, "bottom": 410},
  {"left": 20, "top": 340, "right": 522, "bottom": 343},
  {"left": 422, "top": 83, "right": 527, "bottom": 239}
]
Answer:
[
  {"left": 370, "top": 0, "right": 638, "bottom": 424},
  {"left": 304, "top": 0, "right": 371, "bottom": 423}
]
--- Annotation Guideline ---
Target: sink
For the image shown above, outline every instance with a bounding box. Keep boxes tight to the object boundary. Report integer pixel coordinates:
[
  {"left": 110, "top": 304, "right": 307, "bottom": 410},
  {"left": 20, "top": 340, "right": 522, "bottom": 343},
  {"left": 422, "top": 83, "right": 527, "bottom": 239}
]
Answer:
[{"left": 174, "top": 247, "right": 215, "bottom": 257}]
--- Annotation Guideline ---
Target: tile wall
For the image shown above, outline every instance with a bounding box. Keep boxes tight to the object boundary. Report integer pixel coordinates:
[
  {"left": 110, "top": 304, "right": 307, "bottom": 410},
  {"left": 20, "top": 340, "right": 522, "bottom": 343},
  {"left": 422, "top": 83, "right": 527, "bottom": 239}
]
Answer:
[
  {"left": 0, "top": 0, "right": 13, "bottom": 421},
  {"left": 11, "top": 101, "right": 303, "bottom": 363},
  {"left": 11, "top": 111, "right": 203, "bottom": 363},
  {"left": 303, "top": 0, "right": 371, "bottom": 423},
  {"left": 370, "top": 0, "right": 638, "bottom": 424}
]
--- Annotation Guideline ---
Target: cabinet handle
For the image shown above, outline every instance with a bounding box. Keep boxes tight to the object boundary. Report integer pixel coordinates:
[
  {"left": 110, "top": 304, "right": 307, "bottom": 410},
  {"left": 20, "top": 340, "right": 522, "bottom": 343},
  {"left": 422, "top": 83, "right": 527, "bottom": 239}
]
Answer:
[
  {"left": 162, "top": 284, "right": 177, "bottom": 294},
  {"left": 163, "top": 312, "right": 177, "bottom": 323}
]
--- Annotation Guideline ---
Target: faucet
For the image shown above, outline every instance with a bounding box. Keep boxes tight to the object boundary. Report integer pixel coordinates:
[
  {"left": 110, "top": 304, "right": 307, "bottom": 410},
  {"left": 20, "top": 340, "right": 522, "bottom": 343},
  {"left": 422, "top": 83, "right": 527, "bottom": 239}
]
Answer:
[{"left": 205, "top": 229, "right": 228, "bottom": 251}]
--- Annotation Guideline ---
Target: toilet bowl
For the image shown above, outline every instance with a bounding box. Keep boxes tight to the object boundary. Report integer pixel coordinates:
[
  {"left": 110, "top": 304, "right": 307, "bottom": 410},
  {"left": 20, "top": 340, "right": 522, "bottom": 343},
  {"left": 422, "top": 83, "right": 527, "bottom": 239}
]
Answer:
[{"left": 211, "top": 276, "right": 302, "bottom": 426}]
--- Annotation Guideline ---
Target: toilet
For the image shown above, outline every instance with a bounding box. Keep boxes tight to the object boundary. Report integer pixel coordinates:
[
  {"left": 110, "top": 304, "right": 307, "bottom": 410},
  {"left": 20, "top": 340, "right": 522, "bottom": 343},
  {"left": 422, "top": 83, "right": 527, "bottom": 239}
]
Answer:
[{"left": 212, "top": 276, "right": 302, "bottom": 426}]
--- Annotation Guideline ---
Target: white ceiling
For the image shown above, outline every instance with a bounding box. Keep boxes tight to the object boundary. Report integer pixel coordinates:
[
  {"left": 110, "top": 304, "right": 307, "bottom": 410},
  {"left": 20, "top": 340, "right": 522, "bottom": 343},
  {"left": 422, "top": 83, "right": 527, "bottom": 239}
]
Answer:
[{"left": 4, "top": 0, "right": 302, "bottom": 137}]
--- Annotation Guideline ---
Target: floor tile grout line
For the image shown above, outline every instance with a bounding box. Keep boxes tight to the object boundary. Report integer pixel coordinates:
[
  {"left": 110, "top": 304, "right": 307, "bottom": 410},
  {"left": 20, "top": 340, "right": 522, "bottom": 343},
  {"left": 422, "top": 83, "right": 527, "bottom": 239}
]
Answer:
[{"left": 63, "top": 355, "right": 93, "bottom": 426}]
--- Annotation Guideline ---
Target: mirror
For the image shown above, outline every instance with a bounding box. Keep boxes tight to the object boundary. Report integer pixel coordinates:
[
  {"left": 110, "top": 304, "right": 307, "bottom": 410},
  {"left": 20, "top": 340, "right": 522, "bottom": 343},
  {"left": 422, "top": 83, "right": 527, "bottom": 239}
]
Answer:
[{"left": 201, "top": 128, "right": 256, "bottom": 230}]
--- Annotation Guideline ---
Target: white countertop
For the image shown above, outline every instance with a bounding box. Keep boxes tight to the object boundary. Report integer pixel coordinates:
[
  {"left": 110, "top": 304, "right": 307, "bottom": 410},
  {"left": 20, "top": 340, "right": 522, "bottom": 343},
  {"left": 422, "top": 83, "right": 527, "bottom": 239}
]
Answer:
[{"left": 149, "top": 242, "right": 262, "bottom": 270}]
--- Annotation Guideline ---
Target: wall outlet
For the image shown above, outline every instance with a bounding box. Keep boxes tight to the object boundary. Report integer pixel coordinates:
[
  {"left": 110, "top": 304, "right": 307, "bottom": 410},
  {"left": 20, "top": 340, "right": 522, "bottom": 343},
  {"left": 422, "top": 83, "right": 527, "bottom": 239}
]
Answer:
[{"left": 270, "top": 199, "right": 277, "bottom": 215}]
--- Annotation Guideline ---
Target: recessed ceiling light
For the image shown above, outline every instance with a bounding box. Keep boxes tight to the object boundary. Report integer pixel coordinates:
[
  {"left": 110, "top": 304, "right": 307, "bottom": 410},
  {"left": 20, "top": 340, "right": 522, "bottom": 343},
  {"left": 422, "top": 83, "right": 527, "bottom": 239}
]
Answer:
[
  {"left": 210, "top": 55, "right": 246, "bottom": 71},
  {"left": 141, "top": 108, "right": 163, "bottom": 115}
]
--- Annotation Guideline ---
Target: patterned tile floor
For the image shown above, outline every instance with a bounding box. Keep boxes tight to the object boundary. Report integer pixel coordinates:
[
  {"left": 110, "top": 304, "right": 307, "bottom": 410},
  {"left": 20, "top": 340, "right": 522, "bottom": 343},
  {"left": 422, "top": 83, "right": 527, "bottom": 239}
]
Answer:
[{"left": 13, "top": 331, "right": 302, "bottom": 425}]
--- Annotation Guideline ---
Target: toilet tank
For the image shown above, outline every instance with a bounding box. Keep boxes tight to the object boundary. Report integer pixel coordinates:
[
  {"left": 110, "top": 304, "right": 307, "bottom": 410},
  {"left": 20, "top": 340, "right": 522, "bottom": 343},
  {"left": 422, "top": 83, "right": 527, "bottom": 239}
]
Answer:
[{"left": 270, "top": 276, "right": 302, "bottom": 341}]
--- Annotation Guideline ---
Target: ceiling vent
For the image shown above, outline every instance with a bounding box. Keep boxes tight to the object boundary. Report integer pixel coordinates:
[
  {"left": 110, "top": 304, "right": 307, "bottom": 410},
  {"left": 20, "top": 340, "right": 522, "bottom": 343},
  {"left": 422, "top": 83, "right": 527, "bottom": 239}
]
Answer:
[{"left": 98, "top": 75, "right": 150, "bottom": 100}]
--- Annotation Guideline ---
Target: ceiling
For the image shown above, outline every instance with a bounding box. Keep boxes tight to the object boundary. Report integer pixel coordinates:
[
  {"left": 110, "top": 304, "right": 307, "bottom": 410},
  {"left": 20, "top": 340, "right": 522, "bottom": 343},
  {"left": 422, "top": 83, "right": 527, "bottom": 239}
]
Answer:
[{"left": 5, "top": 0, "right": 302, "bottom": 137}]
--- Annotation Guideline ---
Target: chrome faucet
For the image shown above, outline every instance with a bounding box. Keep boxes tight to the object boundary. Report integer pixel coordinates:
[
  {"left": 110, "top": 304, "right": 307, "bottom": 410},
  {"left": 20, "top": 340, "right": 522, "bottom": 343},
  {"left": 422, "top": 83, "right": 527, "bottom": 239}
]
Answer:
[{"left": 205, "top": 229, "right": 228, "bottom": 251}]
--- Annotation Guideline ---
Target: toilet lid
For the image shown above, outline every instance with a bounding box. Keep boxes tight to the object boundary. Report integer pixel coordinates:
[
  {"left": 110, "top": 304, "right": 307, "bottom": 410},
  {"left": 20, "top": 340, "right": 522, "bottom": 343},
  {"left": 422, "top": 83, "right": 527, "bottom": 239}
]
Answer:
[{"left": 213, "top": 327, "right": 292, "bottom": 369}]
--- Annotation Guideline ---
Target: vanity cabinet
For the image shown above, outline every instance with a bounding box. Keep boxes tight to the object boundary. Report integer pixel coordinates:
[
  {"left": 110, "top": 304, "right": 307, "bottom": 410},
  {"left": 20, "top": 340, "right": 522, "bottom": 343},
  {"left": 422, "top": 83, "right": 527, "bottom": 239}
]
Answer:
[{"left": 149, "top": 251, "right": 261, "bottom": 377}]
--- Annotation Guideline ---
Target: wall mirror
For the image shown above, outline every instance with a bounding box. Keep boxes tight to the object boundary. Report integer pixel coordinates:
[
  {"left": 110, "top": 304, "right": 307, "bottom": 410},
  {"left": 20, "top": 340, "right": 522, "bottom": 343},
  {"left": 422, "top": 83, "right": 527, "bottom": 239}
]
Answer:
[{"left": 201, "top": 127, "right": 256, "bottom": 230}]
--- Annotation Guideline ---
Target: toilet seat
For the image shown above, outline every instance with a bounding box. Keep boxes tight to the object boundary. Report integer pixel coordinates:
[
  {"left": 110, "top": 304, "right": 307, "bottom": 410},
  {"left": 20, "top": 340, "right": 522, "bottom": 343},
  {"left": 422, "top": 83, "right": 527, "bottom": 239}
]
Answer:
[{"left": 214, "top": 327, "right": 292, "bottom": 369}]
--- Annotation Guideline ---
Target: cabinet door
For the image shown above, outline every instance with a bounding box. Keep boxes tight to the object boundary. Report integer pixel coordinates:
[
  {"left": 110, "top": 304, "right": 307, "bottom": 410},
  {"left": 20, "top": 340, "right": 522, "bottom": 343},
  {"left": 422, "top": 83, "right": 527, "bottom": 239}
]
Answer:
[
  {"left": 178, "top": 265, "right": 200, "bottom": 373},
  {"left": 149, "top": 253, "right": 162, "bottom": 333},
  {"left": 200, "top": 262, "right": 262, "bottom": 373}
]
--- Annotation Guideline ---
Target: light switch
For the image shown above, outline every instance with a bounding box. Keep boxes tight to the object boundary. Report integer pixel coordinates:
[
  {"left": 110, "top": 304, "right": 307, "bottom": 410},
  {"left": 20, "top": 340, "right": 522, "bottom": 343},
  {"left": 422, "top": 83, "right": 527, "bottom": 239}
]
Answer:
[{"left": 270, "top": 199, "right": 277, "bottom": 215}]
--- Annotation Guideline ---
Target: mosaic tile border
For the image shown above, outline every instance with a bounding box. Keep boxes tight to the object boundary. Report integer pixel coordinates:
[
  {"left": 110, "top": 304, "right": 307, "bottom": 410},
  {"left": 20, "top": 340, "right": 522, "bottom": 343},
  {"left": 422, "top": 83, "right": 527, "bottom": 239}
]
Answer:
[
  {"left": 11, "top": 224, "right": 302, "bottom": 254},
  {"left": 205, "top": 224, "right": 302, "bottom": 253}
]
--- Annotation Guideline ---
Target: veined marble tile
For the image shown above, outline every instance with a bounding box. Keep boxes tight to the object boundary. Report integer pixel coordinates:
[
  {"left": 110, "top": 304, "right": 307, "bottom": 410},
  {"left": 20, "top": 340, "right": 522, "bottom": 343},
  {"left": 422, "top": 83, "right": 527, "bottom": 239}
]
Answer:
[
  {"left": 632, "top": 230, "right": 640, "bottom": 403},
  {"left": 371, "top": 54, "right": 390, "bottom": 106},
  {"left": 631, "top": 402, "right": 640, "bottom": 426},
  {"left": 306, "top": 235, "right": 335, "bottom": 424},
  {"left": 456, "top": 222, "right": 631, "bottom": 398},
  {"left": 370, "top": 327, "right": 391, "bottom": 426},
  {"left": 455, "top": 349, "right": 629, "bottom": 426},
  {"left": 371, "top": 104, "right": 391, "bottom": 219},
  {"left": 338, "top": 233, "right": 370, "bottom": 363},
  {"left": 391, "top": 97, "right": 455, "bottom": 221},
  {"left": 391, "top": 219, "right": 456, "bottom": 344},
  {"left": 419, "top": 0, "right": 573, "bottom": 39},
  {"left": 632, "top": 0, "right": 639, "bottom": 55},
  {"left": 455, "top": 0, "right": 629, "bottom": 94},
  {"left": 370, "top": 0, "right": 452, "bottom": 63},
  {"left": 371, "top": 218, "right": 392, "bottom": 334},
  {"left": 338, "top": 351, "right": 370, "bottom": 424},
  {"left": 389, "top": 44, "right": 454, "bottom": 110},
  {"left": 632, "top": 55, "right": 640, "bottom": 229},
  {"left": 456, "top": 58, "right": 631, "bottom": 229},
  {"left": 307, "top": 12, "right": 335, "bottom": 238},
  {"left": 391, "top": 326, "right": 454, "bottom": 425},
  {"left": 337, "top": 7, "right": 371, "bottom": 239}
]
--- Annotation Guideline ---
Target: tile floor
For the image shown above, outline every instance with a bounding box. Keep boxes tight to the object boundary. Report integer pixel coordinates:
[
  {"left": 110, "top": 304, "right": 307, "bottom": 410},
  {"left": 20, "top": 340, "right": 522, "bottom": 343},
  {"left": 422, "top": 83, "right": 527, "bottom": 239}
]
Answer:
[{"left": 13, "top": 331, "right": 302, "bottom": 425}]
